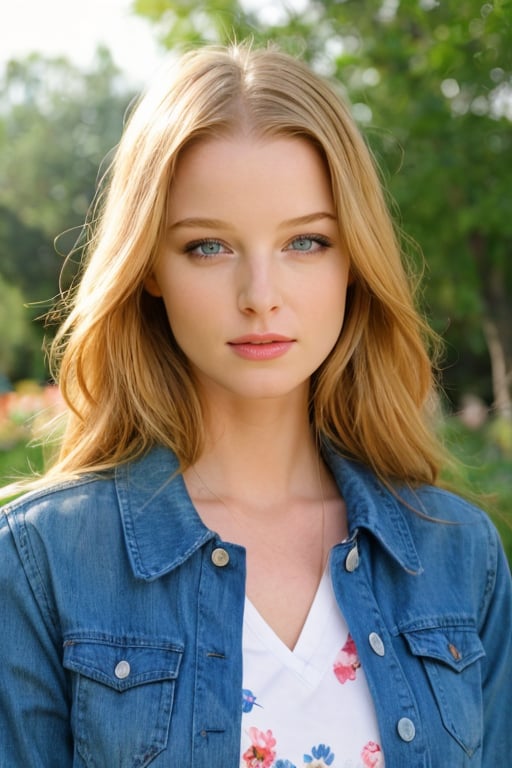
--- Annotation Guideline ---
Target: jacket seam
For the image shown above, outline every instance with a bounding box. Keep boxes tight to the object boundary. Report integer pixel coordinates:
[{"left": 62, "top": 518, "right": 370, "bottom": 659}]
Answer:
[{"left": 8, "top": 509, "right": 62, "bottom": 644}]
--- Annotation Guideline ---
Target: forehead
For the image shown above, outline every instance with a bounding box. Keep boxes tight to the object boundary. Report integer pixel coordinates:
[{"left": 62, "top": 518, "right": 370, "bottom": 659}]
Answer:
[{"left": 167, "top": 134, "right": 335, "bottom": 223}]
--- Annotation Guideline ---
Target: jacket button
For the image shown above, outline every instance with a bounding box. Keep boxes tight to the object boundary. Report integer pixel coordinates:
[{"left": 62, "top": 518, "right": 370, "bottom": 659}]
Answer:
[
  {"left": 345, "top": 544, "right": 359, "bottom": 572},
  {"left": 448, "top": 642, "right": 462, "bottom": 661},
  {"left": 114, "top": 660, "right": 131, "bottom": 679},
  {"left": 211, "top": 547, "right": 230, "bottom": 567},
  {"left": 397, "top": 717, "right": 416, "bottom": 742},
  {"left": 368, "top": 632, "right": 385, "bottom": 656}
]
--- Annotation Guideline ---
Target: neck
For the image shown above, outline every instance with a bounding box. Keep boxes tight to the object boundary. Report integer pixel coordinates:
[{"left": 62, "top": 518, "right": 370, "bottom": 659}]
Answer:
[{"left": 187, "top": 391, "right": 325, "bottom": 508}]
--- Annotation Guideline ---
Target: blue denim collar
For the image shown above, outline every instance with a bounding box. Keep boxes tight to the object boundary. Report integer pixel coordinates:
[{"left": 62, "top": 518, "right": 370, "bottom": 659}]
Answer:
[
  {"left": 116, "top": 445, "right": 423, "bottom": 581},
  {"left": 115, "top": 447, "right": 215, "bottom": 581},
  {"left": 323, "top": 446, "right": 423, "bottom": 575}
]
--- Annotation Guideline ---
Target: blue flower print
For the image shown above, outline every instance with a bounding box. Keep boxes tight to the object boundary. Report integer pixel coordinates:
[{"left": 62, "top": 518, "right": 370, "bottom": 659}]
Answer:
[
  {"left": 242, "top": 688, "right": 262, "bottom": 713},
  {"left": 275, "top": 762, "right": 297, "bottom": 768},
  {"left": 304, "top": 744, "right": 335, "bottom": 766}
]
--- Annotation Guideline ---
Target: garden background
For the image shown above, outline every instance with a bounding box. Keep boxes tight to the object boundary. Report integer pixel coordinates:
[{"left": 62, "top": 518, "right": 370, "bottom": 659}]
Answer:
[{"left": 1, "top": 0, "right": 511, "bottom": 562}]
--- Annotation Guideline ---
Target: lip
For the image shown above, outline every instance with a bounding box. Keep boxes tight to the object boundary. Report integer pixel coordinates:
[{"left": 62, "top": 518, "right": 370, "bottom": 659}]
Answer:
[
  {"left": 228, "top": 333, "right": 294, "bottom": 344},
  {"left": 227, "top": 333, "right": 295, "bottom": 361}
]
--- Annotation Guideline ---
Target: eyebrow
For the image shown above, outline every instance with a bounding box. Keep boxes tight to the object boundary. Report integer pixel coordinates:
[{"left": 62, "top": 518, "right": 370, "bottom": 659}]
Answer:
[{"left": 168, "top": 212, "right": 337, "bottom": 231}]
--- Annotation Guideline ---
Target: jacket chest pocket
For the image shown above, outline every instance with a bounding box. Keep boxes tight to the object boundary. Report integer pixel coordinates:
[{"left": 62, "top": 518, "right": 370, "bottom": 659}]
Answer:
[
  {"left": 63, "top": 635, "right": 183, "bottom": 768},
  {"left": 400, "top": 623, "right": 485, "bottom": 758}
]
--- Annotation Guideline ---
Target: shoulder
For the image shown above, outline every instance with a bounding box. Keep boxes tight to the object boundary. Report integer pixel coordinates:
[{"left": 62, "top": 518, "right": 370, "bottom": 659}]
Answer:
[
  {"left": 0, "top": 441, "right": 178, "bottom": 530},
  {"left": 1, "top": 472, "right": 115, "bottom": 526},
  {"left": 394, "top": 484, "right": 510, "bottom": 632},
  {"left": 387, "top": 475, "right": 502, "bottom": 576},
  {"left": 0, "top": 446, "right": 184, "bottom": 575},
  {"left": 403, "top": 482, "right": 492, "bottom": 524},
  {"left": 0, "top": 471, "right": 131, "bottom": 630},
  {"left": 0, "top": 473, "right": 119, "bottom": 568},
  {"left": 400, "top": 484, "right": 500, "bottom": 561}
]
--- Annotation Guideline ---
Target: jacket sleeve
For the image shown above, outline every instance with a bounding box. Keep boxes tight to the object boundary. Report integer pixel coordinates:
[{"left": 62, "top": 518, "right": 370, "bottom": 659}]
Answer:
[
  {"left": 479, "top": 519, "right": 512, "bottom": 764},
  {"left": 0, "top": 512, "right": 73, "bottom": 766}
]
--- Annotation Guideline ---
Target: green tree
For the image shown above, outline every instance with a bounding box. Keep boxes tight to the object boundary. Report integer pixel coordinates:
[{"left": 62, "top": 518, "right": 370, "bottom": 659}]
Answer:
[
  {"left": 0, "top": 275, "right": 44, "bottom": 381},
  {"left": 0, "top": 50, "right": 134, "bottom": 299},
  {"left": 0, "top": 47, "right": 135, "bottom": 378},
  {"left": 0, "top": 205, "right": 55, "bottom": 307},
  {"left": 134, "top": 0, "right": 512, "bottom": 415}
]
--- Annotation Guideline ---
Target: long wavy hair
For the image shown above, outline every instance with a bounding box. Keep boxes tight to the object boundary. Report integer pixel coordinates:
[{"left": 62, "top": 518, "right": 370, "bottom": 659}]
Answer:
[{"left": 32, "top": 44, "right": 445, "bottom": 487}]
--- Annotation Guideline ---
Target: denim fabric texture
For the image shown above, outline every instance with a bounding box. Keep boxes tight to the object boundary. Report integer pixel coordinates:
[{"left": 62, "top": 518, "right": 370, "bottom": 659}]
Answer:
[{"left": 1, "top": 445, "right": 511, "bottom": 767}]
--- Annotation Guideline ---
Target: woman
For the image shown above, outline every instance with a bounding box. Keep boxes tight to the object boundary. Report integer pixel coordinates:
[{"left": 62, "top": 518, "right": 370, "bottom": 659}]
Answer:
[{"left": 0, "top": 44, "right": 510, "bottom": 767}]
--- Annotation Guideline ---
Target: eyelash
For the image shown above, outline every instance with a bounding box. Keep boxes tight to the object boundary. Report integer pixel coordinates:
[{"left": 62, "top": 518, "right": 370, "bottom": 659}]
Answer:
[
  {"left": 286, "top": 234, "right": 332, "bottom": 252},
  {"left": 182, "top": 233, "right": 333, "bottom": 259}
]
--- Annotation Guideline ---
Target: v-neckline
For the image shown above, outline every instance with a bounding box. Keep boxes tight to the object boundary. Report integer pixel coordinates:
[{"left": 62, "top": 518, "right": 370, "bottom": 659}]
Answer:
[{"left": 243, "top": 566, "right": 345, "bottom": 687}]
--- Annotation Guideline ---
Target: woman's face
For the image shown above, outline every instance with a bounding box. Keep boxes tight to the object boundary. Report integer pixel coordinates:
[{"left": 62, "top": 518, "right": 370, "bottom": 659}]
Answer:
[{"left": 146, "top": 134, "right": 350, "bottom": 408}]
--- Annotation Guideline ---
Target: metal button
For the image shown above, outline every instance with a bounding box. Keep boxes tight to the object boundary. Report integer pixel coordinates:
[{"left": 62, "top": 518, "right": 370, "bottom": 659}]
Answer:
[
  {"left": 397, "top": 717, "right": 416, "bottom": 742},
  {"left": 211, "top": 547, "right": 230, "bottom": 567},
  {"left": 368, "top": 631, "right": 385, "bottom": 656},
  {"left": 114, "top": 660, "right": 131, "bottom": 679},
  {"left": 345, "top": 544, "right": 359, "bottom": 572}
]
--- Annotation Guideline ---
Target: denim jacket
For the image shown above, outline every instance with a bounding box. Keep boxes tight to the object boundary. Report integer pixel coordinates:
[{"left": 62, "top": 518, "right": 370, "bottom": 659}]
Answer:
[{"left": 1, "top": 445, "right": 511, "bottom": 767}]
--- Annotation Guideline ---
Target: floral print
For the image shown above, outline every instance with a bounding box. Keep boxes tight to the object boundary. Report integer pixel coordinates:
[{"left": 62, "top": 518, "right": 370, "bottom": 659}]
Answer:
[
  {"left": 242, "top": 727, "right": 277, "bottom": 767},
  {"left": 361, "top": 741, "right": 384, "bottom": 768},
  {"left": 304, "top": 743, "right": 335, "bottom": 766},
  {"left": 242, "top": 688, "right": 262, "bottom": 713},
  {"left": 241, "top": 621, "right": 384, "bottom": 767},
  {"left": 333, "top": 633, "right": 361, "bottom": 684},
  {"left": 243, "top": 728, "right": 383, "bottom": 768}
]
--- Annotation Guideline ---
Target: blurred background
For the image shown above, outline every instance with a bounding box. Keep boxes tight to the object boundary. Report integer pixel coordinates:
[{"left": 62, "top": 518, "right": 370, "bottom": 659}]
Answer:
[{"left": 0, "top": 0, "right": 511, "bottom": 557}]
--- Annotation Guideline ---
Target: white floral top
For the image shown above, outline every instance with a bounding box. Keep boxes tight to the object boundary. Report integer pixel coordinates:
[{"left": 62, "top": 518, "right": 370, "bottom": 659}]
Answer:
[{"left": 240, "top": 568, "right": 385, "bottom": 768}]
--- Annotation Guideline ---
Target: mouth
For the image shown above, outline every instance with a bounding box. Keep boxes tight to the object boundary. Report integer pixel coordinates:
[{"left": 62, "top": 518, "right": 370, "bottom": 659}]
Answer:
[
  {"left": 227, "top": 334, "right": 294, "bottom": 346},
  {"left": 227, "top": 334, "right": 295, "bottom": 361}
]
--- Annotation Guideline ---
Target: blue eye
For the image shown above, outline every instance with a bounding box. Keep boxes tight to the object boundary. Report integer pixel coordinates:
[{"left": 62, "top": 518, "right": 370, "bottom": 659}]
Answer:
[
  {"left": 184, "top": 239, "right": 226, "bottom": 258},
  {"left": 199, "top": 241, "right": 222, "bottom": 255},
  {"left": 286, "top": 235, "right": 331, "bottom": 253},
  {"left": 291, "top": 237, "right": 314, "bottom": 251}
]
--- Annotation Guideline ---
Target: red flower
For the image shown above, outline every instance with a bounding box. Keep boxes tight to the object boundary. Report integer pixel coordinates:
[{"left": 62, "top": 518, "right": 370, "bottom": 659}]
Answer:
[
  {"left": 333, "top": 633, "right": 361, "bottom": 684},
  {"left": 242, "top": 727, "right": 277, "bottom": 768},
  {"left": 361, "top": 740, "right": 383, "bottom": 767}
]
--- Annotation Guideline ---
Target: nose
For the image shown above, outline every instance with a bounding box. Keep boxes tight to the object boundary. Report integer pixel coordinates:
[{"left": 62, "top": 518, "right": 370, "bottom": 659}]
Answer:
[{"left": 237, "top": 255, "right": 282, "bottom": 315}]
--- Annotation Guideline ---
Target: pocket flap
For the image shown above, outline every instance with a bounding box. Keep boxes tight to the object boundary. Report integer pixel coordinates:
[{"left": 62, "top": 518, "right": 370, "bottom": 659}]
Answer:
[
  {"left": 402, "top": 626, "right": 485, "bottom": 672},
  {"left": 63, "top": 636, "right": 183, "bottom": 692}
]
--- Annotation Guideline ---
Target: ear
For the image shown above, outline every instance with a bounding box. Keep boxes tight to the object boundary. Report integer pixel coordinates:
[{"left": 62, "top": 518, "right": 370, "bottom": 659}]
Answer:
[{"left": 144, "top": 274, "right": 162, "bottom": 297}]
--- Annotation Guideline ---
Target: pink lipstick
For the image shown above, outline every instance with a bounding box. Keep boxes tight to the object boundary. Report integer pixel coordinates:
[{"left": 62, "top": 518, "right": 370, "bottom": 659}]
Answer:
[{"left": 227, "top": 334, "right": 295, "bottom": 361}]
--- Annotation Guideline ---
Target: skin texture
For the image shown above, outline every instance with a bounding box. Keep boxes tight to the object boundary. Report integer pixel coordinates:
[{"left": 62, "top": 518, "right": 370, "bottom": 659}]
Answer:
[{"left": 146, "top": 135, "right": 350, "bottom": 649}]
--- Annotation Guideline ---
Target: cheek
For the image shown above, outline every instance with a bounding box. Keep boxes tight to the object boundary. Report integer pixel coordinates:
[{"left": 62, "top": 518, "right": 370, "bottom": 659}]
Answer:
[
  {"left": 316, "top": 268, "right": 349, "bottom": 324},
  {"left": 159, "top": 279, "right": 217, "bottom": 352},
  {"left": 323, "top": 301, "right": 347, "bottom": 347},
  {"left": 315, "top": 277, "right": 349, "bottom": 353},
  {"left": 156, "top": 269, "right": 196, "bottom": 322}
]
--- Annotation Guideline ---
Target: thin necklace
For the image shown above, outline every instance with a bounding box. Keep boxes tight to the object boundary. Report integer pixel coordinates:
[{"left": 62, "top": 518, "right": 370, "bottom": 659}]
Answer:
[{"left": 190, "top": 455, "right": 327, "bottom": 581}]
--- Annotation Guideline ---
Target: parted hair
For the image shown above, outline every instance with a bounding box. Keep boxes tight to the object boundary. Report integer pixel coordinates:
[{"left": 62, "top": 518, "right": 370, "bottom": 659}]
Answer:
[{"left": 43, "top": 43, "right": 443, "bottom": 487}]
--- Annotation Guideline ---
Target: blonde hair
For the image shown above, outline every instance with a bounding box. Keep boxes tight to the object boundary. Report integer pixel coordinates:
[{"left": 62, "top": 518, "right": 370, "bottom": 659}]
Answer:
[{"left": 39, "top": 44, "right": 444, "bottom": 486}]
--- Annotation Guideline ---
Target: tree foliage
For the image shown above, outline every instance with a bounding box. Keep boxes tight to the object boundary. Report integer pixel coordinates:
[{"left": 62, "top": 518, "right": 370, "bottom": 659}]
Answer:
[
  {"left": 0, "top": 274, "right": 44, "bottom": 381},
  {"left": 0, "top": 48, "right": 135, "bottom": 380}
]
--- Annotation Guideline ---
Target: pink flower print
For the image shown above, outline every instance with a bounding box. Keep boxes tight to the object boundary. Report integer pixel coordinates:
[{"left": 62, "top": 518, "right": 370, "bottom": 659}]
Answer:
[
  {"left": 361, "top": 741, "right": 384, "bottom": 767},
  {"left": 242, "top": 727, "right": 277, "bottom": 768},
  {"left": 333, "top": 633, "right": 361, "bottom": 683}
]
